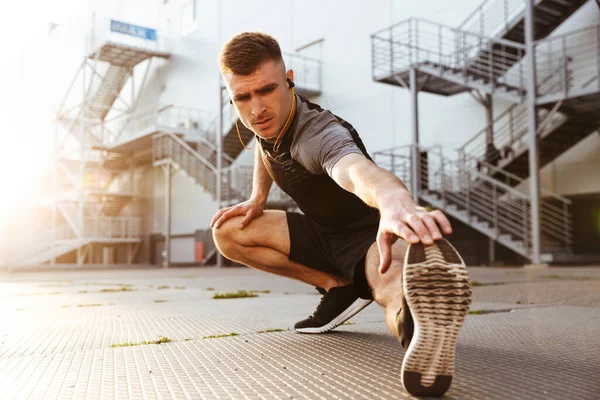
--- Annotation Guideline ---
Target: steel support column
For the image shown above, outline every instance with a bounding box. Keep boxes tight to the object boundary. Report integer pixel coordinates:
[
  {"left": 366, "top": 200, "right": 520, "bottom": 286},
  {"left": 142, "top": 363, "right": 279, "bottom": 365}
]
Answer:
[
  {"left": 216, "top": 84, "right": 224, "bottom": 268},
  {"left": 52, "top": 121, "right": 58, "bottom": 265},
  {"left": 78, "top": 58, "right": 87, "bottom": 267},
  {"left": 485, "top": 94, "right": 494, "bottom": 148},
  {"left": 409, "top": 68, "right": 420, "bottom": 199},
  {"left": 163, "top": 164, "right": 171, "bottom": 268},
  {"left": 526, "top": 0, "right": 541, "bottom": 263}
]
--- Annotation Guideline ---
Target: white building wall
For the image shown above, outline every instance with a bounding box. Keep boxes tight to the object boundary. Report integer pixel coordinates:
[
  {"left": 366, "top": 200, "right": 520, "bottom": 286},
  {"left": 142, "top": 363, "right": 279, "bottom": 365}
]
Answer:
[{"left": 8, "top": 0, "right": 600, "bottom": 263}]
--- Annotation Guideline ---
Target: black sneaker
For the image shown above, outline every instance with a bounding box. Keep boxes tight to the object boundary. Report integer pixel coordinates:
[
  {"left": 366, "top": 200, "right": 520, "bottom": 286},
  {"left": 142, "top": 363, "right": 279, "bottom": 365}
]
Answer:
[{"left": 294, "top": 284, "right": 372, "bottom": 333}]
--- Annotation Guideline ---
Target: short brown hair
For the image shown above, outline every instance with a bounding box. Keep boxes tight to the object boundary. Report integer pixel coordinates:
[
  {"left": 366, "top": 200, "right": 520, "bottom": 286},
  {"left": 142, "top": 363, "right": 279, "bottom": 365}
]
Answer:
[{"left": 219, "top": 32, "right": 284, "bottom": 75}]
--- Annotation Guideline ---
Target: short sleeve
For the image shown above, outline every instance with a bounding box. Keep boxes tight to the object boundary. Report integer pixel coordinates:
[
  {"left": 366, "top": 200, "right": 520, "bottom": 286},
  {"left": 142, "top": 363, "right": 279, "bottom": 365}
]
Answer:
[{"left": 294, "top": 123, "right": 364, "bottom": 176}]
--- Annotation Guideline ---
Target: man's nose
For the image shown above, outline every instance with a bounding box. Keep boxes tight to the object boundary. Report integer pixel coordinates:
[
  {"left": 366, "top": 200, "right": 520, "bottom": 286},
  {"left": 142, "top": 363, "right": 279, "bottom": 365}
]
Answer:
[{"left": 251, "top": 96, "right": 266, "bottom": 117}]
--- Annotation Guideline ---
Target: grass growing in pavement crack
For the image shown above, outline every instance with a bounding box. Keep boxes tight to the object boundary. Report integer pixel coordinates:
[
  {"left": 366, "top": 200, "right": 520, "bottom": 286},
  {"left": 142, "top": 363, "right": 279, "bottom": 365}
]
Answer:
[
  {"left": 213, "top": 290, "right": 258, "bottom": 299},
  {"left": 468, "top": 310, "right": 485, "bottom": 315},
  {"left": 154, "top": 300, "right": 168, "bottom": 303},
  {"left": 205, "top": 287, "right": 215, "bottom": 291},
  {"left": 203, "top": 333, "right": 239, "bottom": 339},
  {"left": 100, "top": 287, "right": 134, "bottom": 293},
  {"left": 341, "top": 321, "right": 355, "bottom": 326},
  {"left": 257, "top": 328, "right": 288, "bottom": 333},
  {"left": 175, "top": 286, "right": 186, "bottom": 290},
  {"left": 470, "top": 281, "right": 485, "bottom": 287},
  {"left": 158, "top": 285, "right": 170, "bottom": 290},
  {"left": 541, "top": 274, "right": 594, "bottom": 281},
  {"left": 77, "top": 304, "right": 103, "bottom": 307},
  {"left": 85, "top": 282, "right": 133, "bottom": 287},
  {"left": 250, "top": 290, "right": 270, "bottom": 294},
  {"left": 110, "top": 336, "right": 172, "bottom": 348}
]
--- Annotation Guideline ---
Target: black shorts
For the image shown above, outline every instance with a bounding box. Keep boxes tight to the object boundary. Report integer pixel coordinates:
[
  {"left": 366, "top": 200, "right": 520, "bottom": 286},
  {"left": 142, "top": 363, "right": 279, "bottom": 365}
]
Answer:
[{"left": 286, "top": 211, "right": 379, "bottom": 299}]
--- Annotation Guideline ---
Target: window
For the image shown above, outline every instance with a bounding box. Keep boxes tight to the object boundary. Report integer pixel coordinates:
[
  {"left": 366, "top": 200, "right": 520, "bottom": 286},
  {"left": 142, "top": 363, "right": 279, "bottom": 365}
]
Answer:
[{"left": 181, "top": 0, "right": 197, "bottom": 36}]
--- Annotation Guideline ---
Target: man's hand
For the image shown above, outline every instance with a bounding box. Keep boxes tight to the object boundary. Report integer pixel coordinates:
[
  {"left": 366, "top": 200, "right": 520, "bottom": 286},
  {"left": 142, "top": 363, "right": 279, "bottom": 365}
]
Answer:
[
  {"left": 377, "top": 203, "right": 452, "bottom": 274},
  {"left": 210, "top": 200, "right": 264, "bottom": 230}
]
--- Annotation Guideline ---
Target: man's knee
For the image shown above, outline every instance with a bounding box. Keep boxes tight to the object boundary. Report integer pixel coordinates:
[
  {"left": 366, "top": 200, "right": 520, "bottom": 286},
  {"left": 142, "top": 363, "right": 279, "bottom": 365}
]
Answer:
[{"left": 212, "top": 216, "right": 246, "bottom": 258}]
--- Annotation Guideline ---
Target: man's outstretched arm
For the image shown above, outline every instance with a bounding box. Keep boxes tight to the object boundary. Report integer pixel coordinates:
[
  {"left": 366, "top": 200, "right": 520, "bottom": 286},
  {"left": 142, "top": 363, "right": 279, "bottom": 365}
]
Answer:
[{"left": 330, "top": 153, "right": 453, "bottom": 273}]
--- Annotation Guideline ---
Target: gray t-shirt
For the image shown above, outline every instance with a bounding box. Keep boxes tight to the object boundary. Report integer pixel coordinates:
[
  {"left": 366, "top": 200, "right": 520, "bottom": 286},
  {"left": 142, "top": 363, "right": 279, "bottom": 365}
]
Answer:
[{"left": 289, "top": 96, "right": 364, "bottom": 176}]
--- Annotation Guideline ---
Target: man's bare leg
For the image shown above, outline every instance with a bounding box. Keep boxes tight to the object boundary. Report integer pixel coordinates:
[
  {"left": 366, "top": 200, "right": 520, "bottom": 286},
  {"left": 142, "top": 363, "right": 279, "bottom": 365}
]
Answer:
[
  {"left": 364, "top": 238, "right": 472, "bottom": 397},
  {"left": 363, "top": 239, "right": 410, "bottom": 338},
  {"left": 213, "top": 209, "right": 372, "bottom": 333},
  {"left": 213, "top": 210, "right": 349, "bottom": 291}
]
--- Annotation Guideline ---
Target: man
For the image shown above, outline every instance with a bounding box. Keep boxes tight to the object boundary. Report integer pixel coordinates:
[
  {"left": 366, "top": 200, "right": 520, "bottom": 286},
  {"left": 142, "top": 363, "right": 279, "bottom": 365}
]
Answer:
[{"left": 211, "top": 32, "right": 472, "bottom": 397}]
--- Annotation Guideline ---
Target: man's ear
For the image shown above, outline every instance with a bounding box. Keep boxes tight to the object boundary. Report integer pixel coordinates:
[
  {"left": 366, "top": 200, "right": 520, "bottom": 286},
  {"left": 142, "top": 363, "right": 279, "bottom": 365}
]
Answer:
[{"left": 286, "top": 69, "right": 295, "bottom": 85}]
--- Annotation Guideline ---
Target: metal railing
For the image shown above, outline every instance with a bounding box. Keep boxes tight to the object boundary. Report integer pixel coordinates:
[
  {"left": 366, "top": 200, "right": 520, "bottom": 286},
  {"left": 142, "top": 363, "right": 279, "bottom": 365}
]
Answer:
[
  {"left": 458, "top": 103, "right": 567, "bottom": 166},
  {"left": 100, "top": 105, "right": 216, "bottom": 146},
  {"left": 86, "top": 17, "right": 171, "bottom": 55},
  {"left": 458, "top": 0, "right": 524, "bottom": 39},
  {"left": 457, "top": 24, "right": 600, "bottom": 179},
  {"left": 221, "top": 165, "right": 253, "bottom": 203},
  {"left": 153, "top": 131, "right": 293, "bottom": 205},
  {"left": 375, "top": 145, "right": 572, "bottom": 256},
  {"left": 456, "top": 153, "right": 572, "bottom": 239},
  {"left": 220, "top": 164, "right": 294, "bottom": 205},
  {"left": 283, "top": 52, "right": 322, "bottom": 94},
  {"left": 535, "top": 23, "right": 600, "bottom": 101},
  {"left": 373, "top": 146, "right": 413, "bottom": 193},
  {"left": 5, "top": 215, "right": 141, "bottom": 266},
  {"left": 153, "top": 131, "right": 218, "bottom": 197},
  {"left": 425, "top": 148, "right": 571, "bottom": 252},
  {"left": 7, "top": 224, "right": 78, "bottom": 265},
  {"left": 84, "top": 216, "right": 141, "bottom": 239},
  {"left": 371, "top": 18, "right": 527, "bottom": 94}
]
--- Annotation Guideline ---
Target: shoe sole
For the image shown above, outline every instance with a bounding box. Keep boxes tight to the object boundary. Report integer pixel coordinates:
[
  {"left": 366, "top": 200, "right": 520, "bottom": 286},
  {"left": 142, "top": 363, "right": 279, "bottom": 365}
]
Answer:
[
  {"left": 401, "top": 239, "right": 472, "bottom": 397},
  {"left": 294, "top": 298, "right": 373, "bottom": 334}
]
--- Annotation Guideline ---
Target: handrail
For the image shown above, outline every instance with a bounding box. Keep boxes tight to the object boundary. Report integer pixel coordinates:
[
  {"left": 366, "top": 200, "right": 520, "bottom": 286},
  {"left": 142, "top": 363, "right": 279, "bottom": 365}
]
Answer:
[
  {"left": 458, "top": 0, "right": 525, "bottom": 40},
  {"left": 153, "top": 131, "right": 217, "bottom": 173},
  {"left": 372, "top": 17, "right": 526, "bottom": 50},
  {"left": 458, "top": 153, "right": 572, "bottom": 204},
  {"left": 375, "top": 145, "right": 572, "bottom": 255},
  {"left": 371, "top": 18, "right": 529, "bottom": 97},
  {"left": 534, "top": 23, "right": 600, "bottom": 100}
]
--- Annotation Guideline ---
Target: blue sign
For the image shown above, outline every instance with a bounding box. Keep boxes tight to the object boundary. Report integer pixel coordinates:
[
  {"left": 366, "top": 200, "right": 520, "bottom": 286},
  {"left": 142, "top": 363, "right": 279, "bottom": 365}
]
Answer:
[{"left": 110, "top": 20, "right": 157, "bottom": 41}]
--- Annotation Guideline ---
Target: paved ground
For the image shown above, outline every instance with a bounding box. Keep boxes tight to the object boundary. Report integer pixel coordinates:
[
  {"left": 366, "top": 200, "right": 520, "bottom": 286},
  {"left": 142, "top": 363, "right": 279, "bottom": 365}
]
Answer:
[{"left": 0, "top": 265, "right": 599, "bottom": 399}]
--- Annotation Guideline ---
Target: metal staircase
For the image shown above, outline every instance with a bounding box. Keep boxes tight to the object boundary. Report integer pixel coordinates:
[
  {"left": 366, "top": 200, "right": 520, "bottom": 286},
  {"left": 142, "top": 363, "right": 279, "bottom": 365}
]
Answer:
[
  {"left": 6, "top": 214, "right": 142, "bottom": 270},
  {"left": 371, "top": 0, "right": 597, "bottom": 262},
  {"left": 152, "top": 131, "right": 293, "bottom": 207},
  {"left": 87, "top": 65, "right": 130, "bottom": 121},
  {"left": 459, "top": 0, "right": 588, "bottom": 42},
  {"left": 12, "top": 18, "right": 171, "bottom": 269},
  {"left": 458, "top": 23, "right": 600, "bottom": 182},
  {"left": 374, "top": 146, "right": 572, "bottom": 261}
]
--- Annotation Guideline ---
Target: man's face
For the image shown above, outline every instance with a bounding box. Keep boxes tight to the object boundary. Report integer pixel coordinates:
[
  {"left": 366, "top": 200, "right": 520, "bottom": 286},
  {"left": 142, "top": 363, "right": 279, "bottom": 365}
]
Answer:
[{"left": 225, "top": 60, "right": 294, "bottom": 140}]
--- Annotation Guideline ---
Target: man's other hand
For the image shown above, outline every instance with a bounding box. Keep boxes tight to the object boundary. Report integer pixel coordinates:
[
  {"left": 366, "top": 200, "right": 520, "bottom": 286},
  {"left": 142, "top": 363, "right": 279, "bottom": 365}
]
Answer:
[{"left": 377, "top": 204, "right": 452, "bottom": 274}]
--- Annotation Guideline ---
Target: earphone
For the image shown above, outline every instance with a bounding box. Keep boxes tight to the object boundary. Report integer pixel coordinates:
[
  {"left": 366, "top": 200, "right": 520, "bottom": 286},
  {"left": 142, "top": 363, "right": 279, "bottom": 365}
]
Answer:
[{"left": 231, "top": 77, "right": 296, "bottom": 151}]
